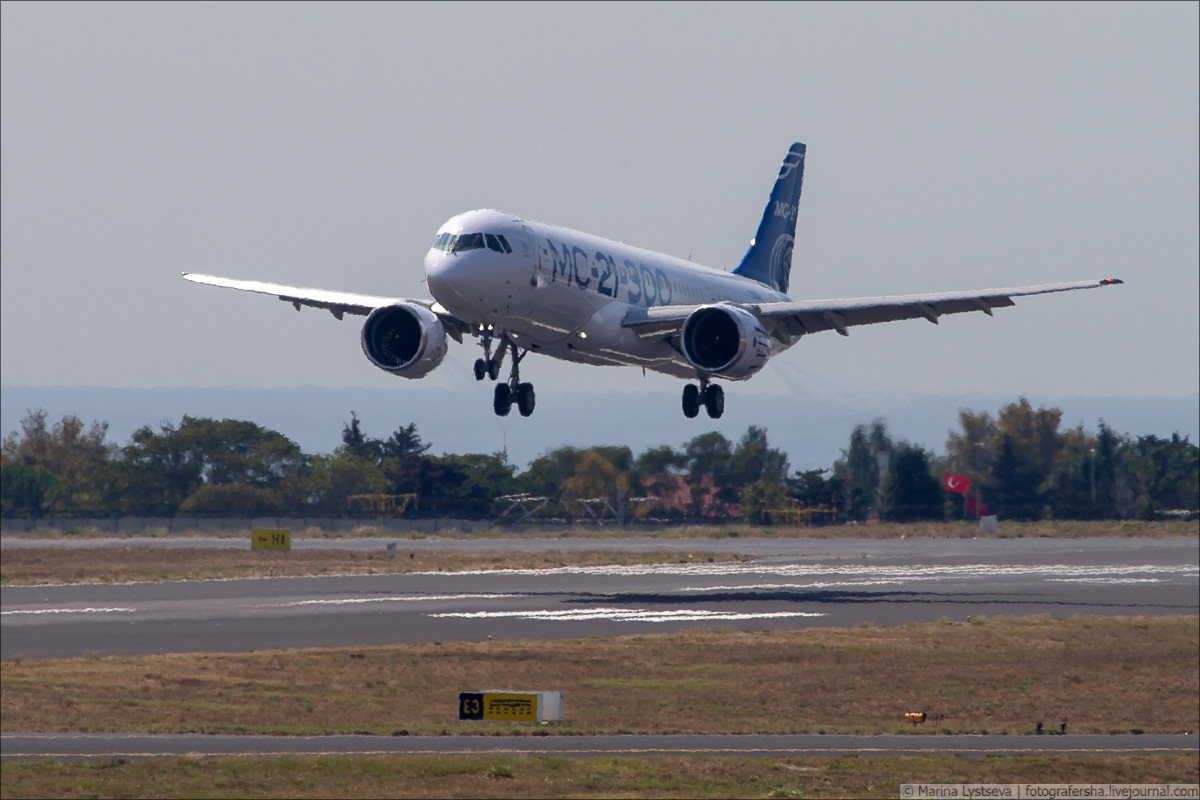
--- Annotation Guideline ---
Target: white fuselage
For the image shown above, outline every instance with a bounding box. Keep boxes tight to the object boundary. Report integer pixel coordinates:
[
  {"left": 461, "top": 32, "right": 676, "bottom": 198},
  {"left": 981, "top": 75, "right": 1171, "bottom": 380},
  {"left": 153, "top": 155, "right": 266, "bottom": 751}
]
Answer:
[{"left": 424, "top": 209, "right": 791, "bottom": 379}]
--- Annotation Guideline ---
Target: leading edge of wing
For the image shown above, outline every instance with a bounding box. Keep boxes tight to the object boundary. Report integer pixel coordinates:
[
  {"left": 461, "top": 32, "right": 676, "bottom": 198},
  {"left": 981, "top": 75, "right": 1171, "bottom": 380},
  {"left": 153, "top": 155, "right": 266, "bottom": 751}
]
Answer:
[
  {"left": 756, "top": 278, "right": 1124, "bottom": 317},
  {"left": 181, "top": 272, "right": 410, "bottom": 317},
  {"left": 621, "top": 277, "right": 1123, "bottom": 339}
]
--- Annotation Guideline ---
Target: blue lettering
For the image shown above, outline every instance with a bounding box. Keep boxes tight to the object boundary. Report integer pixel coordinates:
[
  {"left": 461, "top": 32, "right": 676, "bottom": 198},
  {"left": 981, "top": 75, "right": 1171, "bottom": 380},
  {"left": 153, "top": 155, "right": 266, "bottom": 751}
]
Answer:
[
  {"left": 571, "top": 246, "right": 590, "bottom": 289},
  {"left": 546, "top": 239, "right": 570, "bottom": 284},
  {"left": 655, "top": 268, "right": 673, "bottom": 305},
  {"left": 624, "top": 259, "right": 642, "bottom": 304},
  {"left": 639, "top": 264, "right": 657, "bottom": 306},
  {"left": 596, "top": 252, "right": 615, "bottom": 297}
]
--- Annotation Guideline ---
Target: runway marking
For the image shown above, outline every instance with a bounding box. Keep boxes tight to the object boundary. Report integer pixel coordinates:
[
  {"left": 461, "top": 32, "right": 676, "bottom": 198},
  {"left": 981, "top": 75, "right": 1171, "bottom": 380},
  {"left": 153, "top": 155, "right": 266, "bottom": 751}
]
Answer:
[
  {"left": 5, "top": 560, "right": 1194, "bottom": 590},
  {"left": 256, "top": 593, "right": 517, "bottom": 608},
  {"left": 1045, "top": 577, "right": 1166, "bottom": 584},
  {"left": 418, "top": 563, "right": 1198, "bottom": 580},
  {"left": 430, "top": 608, "right": 825, "bottom": 622},
  {"left": 1, "top": 607, "right": 137, "bottom": 616}
]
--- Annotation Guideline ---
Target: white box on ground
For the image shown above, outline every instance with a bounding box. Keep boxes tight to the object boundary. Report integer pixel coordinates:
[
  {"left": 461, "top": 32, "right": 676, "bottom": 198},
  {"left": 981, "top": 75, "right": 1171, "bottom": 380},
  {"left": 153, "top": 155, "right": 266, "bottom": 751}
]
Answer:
[
  {"left": 472, "top": 690, "right": 564, "bottom": 722},
  {"left": 979, "top": 515, "right": 998, "bottom": 532}
]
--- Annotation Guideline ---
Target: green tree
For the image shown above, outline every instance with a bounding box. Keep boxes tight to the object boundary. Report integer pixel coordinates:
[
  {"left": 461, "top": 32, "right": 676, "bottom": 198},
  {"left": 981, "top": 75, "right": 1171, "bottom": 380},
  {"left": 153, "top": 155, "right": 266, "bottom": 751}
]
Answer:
[
  {"left": 1045, "top": 426, "right": 1100, "bottom": 519},
  {"left": 341, "top": 411, "right": 382, "bottom": 461},
  {"left": 832, "top": 419, "right": 893, "bottom": 519},
  {"left": 2, "top": 410, "right": 118, "bottom": 514},
  {"left": 785, "top": 468, "right": 838, "bottom": 510},
  {"left": 882, "top": 444, "right": 943, "bottom": 522},
  {"left": 0, "top": 458, "right": 60, "bottom": 516},
  {"left": 985, "top": 435, "right": 1044, "bottom": 520},
  {"left": 304, "top": 452, "right": 388, "bottom": 514}
]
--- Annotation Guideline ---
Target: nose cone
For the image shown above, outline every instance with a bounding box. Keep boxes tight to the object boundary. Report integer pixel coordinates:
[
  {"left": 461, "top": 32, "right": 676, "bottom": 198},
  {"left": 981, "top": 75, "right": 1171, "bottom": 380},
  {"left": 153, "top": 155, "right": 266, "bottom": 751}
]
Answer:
[{"left": 425, "top": 249, "right": 486, "bottom": 316}]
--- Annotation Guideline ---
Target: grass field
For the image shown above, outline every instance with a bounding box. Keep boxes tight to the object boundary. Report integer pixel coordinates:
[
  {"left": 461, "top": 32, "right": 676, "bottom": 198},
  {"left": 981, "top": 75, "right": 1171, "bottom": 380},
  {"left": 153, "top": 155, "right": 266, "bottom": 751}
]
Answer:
[
  {"left": 5, "top": 519, "right": 1196, "bottom": 541},
  {"left": 0, "top": 547, "right": 745, "bottom": 586},
  {"left": 4, "top": 616, "right": 1196, "bottom": 737},
  {"left": 1, "top": 753, "right": 1196, "bottom": 799}
]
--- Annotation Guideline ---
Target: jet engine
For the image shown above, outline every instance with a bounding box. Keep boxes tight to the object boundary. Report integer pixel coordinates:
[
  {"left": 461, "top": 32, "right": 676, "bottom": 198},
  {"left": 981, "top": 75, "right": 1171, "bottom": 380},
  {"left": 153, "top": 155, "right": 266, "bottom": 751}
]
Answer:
[
  {"left": 360, "top": 303, "right": 448, "bottom": 379},
  {"left": 680, "top": 305, "right": 770, "bottom": 380}
]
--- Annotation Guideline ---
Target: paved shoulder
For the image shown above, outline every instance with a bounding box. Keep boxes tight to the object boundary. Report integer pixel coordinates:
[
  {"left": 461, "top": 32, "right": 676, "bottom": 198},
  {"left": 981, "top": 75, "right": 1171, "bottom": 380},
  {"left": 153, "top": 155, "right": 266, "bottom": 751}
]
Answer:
[{"left": 3, "top": 732, "right": 1196, "bottom": 761}]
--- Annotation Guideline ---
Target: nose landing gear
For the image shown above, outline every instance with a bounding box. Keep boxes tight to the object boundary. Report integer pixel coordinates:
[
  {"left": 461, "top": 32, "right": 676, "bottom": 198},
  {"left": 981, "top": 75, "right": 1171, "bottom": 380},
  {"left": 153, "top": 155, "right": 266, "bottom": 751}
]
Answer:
[
  {"left": 473, "top": 328, "right": 503, "bottom": 382},
  {"left": 682, "top": 376, "right": 723, "bottom": 419}
]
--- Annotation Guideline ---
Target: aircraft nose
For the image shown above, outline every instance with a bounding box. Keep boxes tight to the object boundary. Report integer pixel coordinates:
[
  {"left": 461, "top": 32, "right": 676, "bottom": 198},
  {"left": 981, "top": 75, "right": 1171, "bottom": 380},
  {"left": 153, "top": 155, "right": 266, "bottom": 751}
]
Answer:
[{"left": 425, "top": 252, "right": 474, "bottom": 308}]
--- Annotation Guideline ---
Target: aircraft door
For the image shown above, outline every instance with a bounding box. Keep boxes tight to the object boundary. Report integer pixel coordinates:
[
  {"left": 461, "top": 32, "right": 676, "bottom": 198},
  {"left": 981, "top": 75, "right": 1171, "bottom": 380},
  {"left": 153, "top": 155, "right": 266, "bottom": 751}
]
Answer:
[{"left": 520, "top": 225, "right": 544, "bottom": 286}]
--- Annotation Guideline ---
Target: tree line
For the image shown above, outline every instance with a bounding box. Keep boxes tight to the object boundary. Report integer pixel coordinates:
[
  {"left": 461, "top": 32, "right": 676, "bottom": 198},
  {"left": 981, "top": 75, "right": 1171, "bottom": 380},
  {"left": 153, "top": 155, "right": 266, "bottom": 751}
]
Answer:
[{"left": 1, "top": 399, "right": 1196, "bottom": 522}]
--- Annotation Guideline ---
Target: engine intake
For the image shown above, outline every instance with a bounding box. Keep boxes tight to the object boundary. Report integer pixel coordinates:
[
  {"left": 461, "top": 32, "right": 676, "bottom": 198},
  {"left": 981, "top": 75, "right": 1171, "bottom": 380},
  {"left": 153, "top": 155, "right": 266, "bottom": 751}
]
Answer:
[
  {"left": 360, "top": 303, "right": 447, "bottom": 379},
  {"left": 681, "top": 305, "right": 770, "bottom": 380}
]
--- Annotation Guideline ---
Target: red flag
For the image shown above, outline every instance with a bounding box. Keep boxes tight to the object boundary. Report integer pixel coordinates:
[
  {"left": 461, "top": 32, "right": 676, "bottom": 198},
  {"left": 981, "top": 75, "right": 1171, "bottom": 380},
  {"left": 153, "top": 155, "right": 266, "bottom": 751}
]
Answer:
[
  {"left": 943, "top": 473, "right": 971, "bottom": 493},
  {"left": 965, "top": 496, "right": 988, "bottom": 516}
]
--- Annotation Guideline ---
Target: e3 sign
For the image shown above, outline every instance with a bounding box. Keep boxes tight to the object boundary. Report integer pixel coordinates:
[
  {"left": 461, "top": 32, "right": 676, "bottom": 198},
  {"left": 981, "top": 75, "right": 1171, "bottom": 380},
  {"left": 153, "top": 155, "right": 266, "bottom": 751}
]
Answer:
[{"left": 458, "top": 692, "right": 538, "bottom": 722}]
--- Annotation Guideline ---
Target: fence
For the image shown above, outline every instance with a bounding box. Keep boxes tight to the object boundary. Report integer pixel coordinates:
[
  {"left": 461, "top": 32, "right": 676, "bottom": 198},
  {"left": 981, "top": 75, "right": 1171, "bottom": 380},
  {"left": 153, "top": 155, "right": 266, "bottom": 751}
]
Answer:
[{"left": 0, "top": 514, "right": 745, "bottom": 535}]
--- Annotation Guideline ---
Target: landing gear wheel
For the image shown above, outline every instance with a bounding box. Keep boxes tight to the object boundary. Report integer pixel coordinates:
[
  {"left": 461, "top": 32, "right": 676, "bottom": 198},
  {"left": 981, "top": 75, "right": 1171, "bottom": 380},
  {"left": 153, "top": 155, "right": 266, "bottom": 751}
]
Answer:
[
  {"left": 516, "top": 382, "right": 536, "bottom": 417},
  {"left": 486, "top": 359, "right": 501, "bottom": 381},
  {"left": 682, "top": 384, "right": 701, "bottom": 418},
  {"left": 473, "top": 359, "right": 487, "bottom": 381},
  {"left": 493, "top": 383, "right": 512, "bottom": 416},
  {"left": 704, "top": 384, "right": 724, "bottom": 419}
]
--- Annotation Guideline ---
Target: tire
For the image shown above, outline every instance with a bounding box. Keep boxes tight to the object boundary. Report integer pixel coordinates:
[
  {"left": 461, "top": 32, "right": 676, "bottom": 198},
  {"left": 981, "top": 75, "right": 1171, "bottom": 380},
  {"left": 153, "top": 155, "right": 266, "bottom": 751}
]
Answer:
[
  {"left": 682, "top": 384, "right": 701, "bottom": 418},
  {"left": 473, "top": 359, "right": 486, "bottom": 381},
  {"left": 516, "top": 382, "right": 536, "bottom": 417},
  {"left": 486, "top": 359, "right": 501, "bottom": 381},
  {"left": 704, "top": 383, "right": 724, "bottom": 419},
  {"left": 493, "top": 383, "right": 512, "bottom": 416}
]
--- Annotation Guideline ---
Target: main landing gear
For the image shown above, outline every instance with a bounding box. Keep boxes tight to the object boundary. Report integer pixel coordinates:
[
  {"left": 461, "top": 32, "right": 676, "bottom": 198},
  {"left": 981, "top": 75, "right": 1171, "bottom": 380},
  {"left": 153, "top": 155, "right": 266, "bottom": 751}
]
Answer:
[
  {"left": 474, "top": 330, "right": 535, "bottom": 417},
  {"left": 682, "top": 377, "right": 724, "bottom": 419}
]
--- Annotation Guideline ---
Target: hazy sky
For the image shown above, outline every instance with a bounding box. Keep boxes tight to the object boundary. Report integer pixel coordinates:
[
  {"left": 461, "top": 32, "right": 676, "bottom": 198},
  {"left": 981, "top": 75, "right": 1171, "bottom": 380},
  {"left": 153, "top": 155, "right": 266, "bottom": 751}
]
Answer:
[{"left": 3, "top": 3, "right": 1197, "bottom": 413}]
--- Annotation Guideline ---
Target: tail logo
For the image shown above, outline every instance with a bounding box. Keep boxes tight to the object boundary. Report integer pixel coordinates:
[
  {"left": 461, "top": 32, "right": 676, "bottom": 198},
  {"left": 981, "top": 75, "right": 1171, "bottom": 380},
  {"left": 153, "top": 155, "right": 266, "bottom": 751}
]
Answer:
[
  {"left": 769, "top": 234, "right": 793, "bottom": 294},
  {"left": 777, "top": 149, "right": 805, "bottom": 181}
]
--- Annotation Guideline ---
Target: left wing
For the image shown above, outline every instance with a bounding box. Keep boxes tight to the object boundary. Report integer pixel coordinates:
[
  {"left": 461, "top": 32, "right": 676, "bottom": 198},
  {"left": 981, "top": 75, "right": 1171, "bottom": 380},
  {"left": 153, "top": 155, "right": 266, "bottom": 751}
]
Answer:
[
  {"left": 623, "top": 278, "right": 1123, "bottom": 340},
  {"left": 182, "top": 272, "right": 470, "bottom": 340}
]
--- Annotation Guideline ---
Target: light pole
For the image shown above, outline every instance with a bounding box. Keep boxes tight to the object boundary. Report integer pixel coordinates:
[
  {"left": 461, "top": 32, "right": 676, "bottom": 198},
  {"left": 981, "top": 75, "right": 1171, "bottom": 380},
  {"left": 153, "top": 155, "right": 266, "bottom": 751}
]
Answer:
[{"left": 1089, "top": 447, "right": 1097, "bottom": 504}]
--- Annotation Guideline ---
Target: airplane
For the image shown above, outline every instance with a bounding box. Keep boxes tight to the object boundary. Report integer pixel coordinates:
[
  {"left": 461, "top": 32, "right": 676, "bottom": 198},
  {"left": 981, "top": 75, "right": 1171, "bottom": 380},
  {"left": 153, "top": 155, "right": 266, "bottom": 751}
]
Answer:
[{"left": 183, "top": 142, "right": 1123, "bottom": 419}]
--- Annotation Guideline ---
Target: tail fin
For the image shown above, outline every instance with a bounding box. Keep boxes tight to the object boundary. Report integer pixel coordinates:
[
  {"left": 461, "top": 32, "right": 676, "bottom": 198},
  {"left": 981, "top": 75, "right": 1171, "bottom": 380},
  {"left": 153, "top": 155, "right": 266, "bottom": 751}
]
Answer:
[{"left": 731, "top": 142, "right": 806, "bottom": 294}]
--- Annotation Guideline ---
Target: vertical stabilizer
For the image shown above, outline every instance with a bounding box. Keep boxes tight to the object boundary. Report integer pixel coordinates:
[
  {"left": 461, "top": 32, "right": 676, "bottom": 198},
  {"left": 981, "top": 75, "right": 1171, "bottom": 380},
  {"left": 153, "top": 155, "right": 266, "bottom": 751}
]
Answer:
[{"left": 732, "top": 142, "right": 806, "bottom": 294}]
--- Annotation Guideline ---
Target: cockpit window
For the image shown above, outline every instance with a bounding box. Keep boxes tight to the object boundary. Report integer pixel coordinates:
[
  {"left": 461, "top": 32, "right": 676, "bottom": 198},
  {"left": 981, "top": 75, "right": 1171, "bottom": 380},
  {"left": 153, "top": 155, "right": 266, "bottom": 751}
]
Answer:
[
  {"left": 432, "top": 233, "right": 457, "bottom": 251},
  {"left": 485, "top": 233, "right": 508, "bottom": 253},
  {"left": 496, "top": 234, "right": 512, "bottom": 253},
  {"left": 452, "top": 232, "right": 484, "bottom": 252}
]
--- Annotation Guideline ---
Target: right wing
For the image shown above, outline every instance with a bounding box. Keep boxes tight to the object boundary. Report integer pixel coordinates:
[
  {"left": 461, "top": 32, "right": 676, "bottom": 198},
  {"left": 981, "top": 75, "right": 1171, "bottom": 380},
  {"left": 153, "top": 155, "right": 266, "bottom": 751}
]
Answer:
[
  {"left": 623, "top": 278, "right": 1124, "bottom": 341},
  {"left": 182, "top": 272, "right": 470, "bottom": 340}
]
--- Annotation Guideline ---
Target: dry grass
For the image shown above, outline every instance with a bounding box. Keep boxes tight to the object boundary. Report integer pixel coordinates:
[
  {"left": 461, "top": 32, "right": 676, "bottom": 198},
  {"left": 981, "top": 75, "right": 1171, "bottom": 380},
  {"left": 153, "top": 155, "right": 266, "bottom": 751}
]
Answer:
[
  {"left": 3, "top": 616, "right": 1196, "bottom": 737},
  {"left": 5, "top": 519, "right": 1196, "bottom": 541},
  {"left": 1, "top": 753, "right": 1196, "bottom": 799},
  {"left": 0, "top": 548, "right": 745, "bottom": 586}
]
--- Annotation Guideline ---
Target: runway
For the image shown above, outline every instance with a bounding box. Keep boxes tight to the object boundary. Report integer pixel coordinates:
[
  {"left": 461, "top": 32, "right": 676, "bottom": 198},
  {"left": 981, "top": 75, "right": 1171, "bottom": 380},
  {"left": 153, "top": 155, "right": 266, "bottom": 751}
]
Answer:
[
  {"left": 3, "top": 537, "right": 1195, "bottom": 660},
  {"left": 3, "top": 732, "right": 1195, "bottom": 762}
]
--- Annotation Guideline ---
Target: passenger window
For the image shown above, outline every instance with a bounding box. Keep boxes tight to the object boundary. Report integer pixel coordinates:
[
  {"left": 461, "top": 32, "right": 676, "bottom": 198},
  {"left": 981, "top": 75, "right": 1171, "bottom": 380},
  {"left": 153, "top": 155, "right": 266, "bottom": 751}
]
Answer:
[
  {"left": 453, "top": 232, "right": 484, "bottom": 252},
  {"left": 496, "top": 234, "right": 513, "bottom": 254},
  {"left": 485, "top": 233, "right": 505, "bottom": 253}
]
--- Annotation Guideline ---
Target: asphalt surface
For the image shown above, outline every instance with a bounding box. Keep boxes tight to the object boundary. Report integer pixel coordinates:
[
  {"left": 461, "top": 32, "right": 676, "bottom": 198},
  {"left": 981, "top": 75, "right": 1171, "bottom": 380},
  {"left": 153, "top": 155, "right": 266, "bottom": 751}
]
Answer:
[
  {"left": 2, "top": 537, "right": 1196, "bottom": 660},
  {"left": 3, "top": 732, "right": 1195, "bottom": 762}
]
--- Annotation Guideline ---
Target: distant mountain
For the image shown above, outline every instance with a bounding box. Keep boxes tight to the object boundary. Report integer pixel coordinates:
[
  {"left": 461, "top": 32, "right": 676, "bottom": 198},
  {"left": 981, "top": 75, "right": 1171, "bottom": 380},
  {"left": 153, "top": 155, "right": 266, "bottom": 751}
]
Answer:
[{"left": 3, "top": 385, "right": 1197, "bottom": 472}]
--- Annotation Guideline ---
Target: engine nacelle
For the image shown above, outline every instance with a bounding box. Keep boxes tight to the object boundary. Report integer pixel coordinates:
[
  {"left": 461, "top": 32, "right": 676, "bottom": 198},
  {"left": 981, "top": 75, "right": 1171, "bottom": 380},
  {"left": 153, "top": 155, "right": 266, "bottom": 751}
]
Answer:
[
  {"left": 681, "top": 304, "right": 771, "bottom": 380},
  {"left": 360, "top": 303, "right": 448, "bottom": 379}
]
